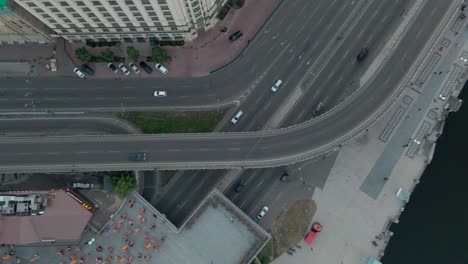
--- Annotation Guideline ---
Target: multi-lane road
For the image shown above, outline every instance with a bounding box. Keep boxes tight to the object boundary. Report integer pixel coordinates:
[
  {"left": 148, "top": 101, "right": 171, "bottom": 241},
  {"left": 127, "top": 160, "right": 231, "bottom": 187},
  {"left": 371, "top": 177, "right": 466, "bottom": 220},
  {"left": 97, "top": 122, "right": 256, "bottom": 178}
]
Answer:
[{"left": 0, "top": 0, "right": 455, "bottom": 174}]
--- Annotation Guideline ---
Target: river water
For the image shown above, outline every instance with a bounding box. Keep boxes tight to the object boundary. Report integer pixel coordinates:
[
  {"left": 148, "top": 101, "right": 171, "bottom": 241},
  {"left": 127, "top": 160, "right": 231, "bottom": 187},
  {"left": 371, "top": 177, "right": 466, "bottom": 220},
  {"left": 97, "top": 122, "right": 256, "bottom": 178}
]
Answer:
[{"left": 382, "top": 81, "right": 468, "bottom": 263}]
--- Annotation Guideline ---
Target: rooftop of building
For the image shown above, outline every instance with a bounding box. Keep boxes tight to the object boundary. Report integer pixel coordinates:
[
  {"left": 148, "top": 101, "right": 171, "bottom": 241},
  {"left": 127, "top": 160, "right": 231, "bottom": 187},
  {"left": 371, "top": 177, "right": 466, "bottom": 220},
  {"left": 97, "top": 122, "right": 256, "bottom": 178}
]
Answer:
[
  {"left": 8, "top": 189, "right": 270, "bottom": 264},
  {"left": 0, "top": 190, "right": 92, "bottom": 245}
]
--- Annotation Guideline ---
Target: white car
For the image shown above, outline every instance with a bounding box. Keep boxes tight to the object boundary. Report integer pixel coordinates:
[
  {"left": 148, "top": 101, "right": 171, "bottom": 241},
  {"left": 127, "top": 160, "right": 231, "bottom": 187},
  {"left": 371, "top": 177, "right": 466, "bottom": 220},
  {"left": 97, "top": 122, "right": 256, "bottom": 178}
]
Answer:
[
  {"left": 155, "top": 63, "right": 168, "bottom": 74},
  {"left": 50, "top": 59, "right": 57, "bottom": 72},
  {"left": 129, "top": 62, "right": 140, "bottom": 74},
  {"left": 73, "top": 67, "right": 85, "bottom": 78},
  {"left": 153, "top": 91, "right": 167, "bottom": 97},
  {"left": 119, "top": 63, "right": 130, "bottom": 75},
  {"left": 257, "top": 206, "right": 269, "bottom": 220},
  {"left": 271, "top": 79, "right": 282, "bottom": 92},
  {"left": 231, "top": 110, "right": 243, "bottom": 124}
]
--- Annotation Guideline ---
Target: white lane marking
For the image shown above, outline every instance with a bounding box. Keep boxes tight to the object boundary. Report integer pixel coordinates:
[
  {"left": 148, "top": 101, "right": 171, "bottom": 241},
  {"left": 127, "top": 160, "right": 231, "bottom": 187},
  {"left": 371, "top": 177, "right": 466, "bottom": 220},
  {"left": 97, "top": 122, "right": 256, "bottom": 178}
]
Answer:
[
  {"left": 327, "top": 69, "right": 336, "bottom": 80},
  {"left": 343, "top": 49, "right": 351, "bottom": 59},
  {"left": 380, "top": 15, "right": 388, "bottom": 25},
  {"left": 317, "top": 16, "right": 325, "bottom": 25},
  {"left": 311, "top": 41, "right": 320, "bottom": 50},
  {"left": 286, "top": 24, "right": 293, "bottom": 33},
  {"left": 47, "top": 152, "right": 59, "bottom": 155},
  {"left": 199, "top": 148, "right": 211, "bottom": 151},
  {"left": 357, "top": 29, "right": 365, "bottom": 38},
  {"left": 168, "top": 149, "right": 180, "bottom": 152},
  {"left": 415, "top": 30, "right": 422, "bottom": 40},
  {"left": 430, "top": 7, "right": 438, "bottom": 17},
  {"left": 228, "top": 147, "right": 240, "bottom": 151},
  {"left": 107, "top": 150, "right": 120, "bottom": 153},
  {"left": 77, "top": 151, "right": 89, "bottom": 154}
]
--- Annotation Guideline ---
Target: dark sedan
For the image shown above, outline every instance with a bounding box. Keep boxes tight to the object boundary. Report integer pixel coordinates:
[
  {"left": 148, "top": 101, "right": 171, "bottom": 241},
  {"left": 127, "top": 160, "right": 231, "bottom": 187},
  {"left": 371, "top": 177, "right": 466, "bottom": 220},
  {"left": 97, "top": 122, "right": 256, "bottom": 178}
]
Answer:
[{"left": 139, "top": 61, "right": 153, "bottom": 74}]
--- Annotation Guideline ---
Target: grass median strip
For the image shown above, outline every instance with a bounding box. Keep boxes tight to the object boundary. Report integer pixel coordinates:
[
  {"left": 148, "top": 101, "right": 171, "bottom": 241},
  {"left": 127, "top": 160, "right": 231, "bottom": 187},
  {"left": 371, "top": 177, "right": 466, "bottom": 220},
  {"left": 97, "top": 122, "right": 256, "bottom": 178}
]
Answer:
[{"left": 118, "top": 111, "right": 225, "bottom": 134}]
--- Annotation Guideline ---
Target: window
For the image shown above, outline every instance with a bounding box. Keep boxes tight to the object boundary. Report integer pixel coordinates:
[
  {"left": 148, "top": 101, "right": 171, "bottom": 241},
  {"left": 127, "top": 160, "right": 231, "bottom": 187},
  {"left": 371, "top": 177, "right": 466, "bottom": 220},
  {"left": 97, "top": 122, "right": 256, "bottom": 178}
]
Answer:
[
  {"left": 76, "top": 1, "right": 86, "bottom": 6},
  {"left": 43, "top": 2, "right": 52, "bottom": 6},
  {"left": 108, "top": 1, "right": 118, "bottom": 5},
  {"left": 92, "top": 1, "right": 101, "bottom": 5},
  {"left": 50, "top": 8, "right": 59, "bottom": 13}
]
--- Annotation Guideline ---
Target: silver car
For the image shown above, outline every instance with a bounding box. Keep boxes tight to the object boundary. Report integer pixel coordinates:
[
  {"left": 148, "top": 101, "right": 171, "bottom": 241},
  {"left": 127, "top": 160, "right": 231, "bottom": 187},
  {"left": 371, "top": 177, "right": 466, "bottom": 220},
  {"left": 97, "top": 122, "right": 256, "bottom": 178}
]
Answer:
[
  {"left": 118, "top": 63, "right": 130, "bottom": 75},
  {"left": 129, "top": 62, "right": 141, "bottom": 74},
  {"left": 257, "top": 206, "right": 269, "bottom": 220},
  {"left": 231, "top": 110, "right": 243, "bottom": 124},
  {"left": 73, "top": 67, "right": 85, "bottom": 78},
  {"left": 155, "top": 63, "right": 168, "bottom": 74},
  {"left": 153, "top": 91, "right": 167, "bottom": 97}
]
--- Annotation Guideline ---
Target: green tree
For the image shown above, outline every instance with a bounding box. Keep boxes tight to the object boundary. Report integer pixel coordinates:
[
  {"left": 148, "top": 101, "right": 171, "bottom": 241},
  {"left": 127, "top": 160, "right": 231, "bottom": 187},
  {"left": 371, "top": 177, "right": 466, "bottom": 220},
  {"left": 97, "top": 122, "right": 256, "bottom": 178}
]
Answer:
[
  {"left": 75, "top": 47, "right": 91, "bottom": 62},
  {"left": 260, "top": 256, "right": 270, "bottom": 264},
  {"left": 110, "top": 172, "right": 136, "bottom": 198},
  {"left": 150, "top": 47, "right": 171, "bottom": 63},
  {"left": 126, "top": 46, "right": 140, "bottom": 61},
  {"left": 101, "top": 48, "right": 114, "bottom": 62}
]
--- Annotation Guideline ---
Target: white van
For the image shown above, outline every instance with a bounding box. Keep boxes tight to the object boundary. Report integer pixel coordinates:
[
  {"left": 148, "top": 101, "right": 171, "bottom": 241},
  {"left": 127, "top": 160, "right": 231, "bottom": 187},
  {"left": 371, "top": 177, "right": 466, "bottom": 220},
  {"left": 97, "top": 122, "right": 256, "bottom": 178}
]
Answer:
[{"left": 271, "top": 79, "right": 283, "bottom": 92}]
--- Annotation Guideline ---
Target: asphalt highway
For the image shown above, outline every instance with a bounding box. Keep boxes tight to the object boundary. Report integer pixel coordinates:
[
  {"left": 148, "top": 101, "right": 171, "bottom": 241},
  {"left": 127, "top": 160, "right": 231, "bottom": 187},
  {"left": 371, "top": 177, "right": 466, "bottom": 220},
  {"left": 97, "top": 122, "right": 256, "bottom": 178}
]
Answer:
[
  {"left": 0, "top": 117, "right": 136, "bottom": 135},
  {"left": 0, "top": 0, "right": 455, "bottom": 174},
  {"left": 150, "top": 0, "right": 420, "bottom": 222}
]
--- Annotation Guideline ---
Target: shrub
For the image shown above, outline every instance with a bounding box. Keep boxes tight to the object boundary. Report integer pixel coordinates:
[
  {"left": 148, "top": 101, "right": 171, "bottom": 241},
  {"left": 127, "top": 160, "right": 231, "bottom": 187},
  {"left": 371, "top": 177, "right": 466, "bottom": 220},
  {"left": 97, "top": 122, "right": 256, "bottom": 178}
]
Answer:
[
  {"left": 126, "top": 46, "right": 140, "bottom": 61},
  {"left": 110, "top": 172, "right": 136, "bottom": 198},
  {"left": 75, "top": 47, "right": 91, "bottom": 62},
  {"left": 148, "top": 47, "right": 171, "bottom": 63},
  {"left": 101, "top": 48, "right": 114, "bottom": 62}
]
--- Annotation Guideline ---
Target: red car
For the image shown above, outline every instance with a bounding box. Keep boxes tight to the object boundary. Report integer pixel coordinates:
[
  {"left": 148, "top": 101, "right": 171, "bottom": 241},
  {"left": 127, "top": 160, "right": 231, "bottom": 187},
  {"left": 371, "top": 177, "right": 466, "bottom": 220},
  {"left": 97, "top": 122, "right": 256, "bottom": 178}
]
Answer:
[{"left": 304, "top": 222, "right": 323, "bottom": 244}]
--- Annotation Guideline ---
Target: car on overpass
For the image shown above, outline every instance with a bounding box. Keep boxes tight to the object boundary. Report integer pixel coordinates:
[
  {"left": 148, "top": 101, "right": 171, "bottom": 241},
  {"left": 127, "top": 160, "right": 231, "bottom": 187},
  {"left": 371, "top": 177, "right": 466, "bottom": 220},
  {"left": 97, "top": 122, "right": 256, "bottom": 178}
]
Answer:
[{"left": 129, "top": 152, "right": 147, "bottom": 161}]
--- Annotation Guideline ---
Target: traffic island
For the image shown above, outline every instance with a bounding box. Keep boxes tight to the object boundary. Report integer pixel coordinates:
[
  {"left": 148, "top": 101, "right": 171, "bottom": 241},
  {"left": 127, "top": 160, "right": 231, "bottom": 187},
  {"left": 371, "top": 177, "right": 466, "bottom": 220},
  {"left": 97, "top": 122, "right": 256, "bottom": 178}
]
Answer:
[{"left": 117, "top": 111, "right": 226, "bottom": 134}]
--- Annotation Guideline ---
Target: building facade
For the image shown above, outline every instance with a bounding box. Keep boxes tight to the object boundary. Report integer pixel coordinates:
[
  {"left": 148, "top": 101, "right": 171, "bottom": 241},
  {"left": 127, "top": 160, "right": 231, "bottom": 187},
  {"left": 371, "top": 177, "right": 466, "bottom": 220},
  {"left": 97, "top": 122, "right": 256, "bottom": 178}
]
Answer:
[
  {"left": 0, "top": 0, "right": 51, "bottom": 44},
  {"left": 13, "top": 0, "right": 228, "bottom": 43}
]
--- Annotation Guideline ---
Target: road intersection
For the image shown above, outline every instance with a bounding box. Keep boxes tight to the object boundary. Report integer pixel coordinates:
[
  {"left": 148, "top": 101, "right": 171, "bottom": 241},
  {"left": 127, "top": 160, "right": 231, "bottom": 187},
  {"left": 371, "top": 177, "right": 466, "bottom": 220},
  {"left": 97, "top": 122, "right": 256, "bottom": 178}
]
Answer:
[{"left": 0, "top": 0, "right": 456, "bottom": 175}]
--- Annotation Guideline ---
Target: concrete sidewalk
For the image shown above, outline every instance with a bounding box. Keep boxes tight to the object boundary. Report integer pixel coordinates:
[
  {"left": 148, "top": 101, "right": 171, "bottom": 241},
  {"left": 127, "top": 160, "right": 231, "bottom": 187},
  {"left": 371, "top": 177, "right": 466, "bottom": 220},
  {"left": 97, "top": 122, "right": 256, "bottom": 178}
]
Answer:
[{"left": 64, "top": 0, "right": 282, "bottom": 78}]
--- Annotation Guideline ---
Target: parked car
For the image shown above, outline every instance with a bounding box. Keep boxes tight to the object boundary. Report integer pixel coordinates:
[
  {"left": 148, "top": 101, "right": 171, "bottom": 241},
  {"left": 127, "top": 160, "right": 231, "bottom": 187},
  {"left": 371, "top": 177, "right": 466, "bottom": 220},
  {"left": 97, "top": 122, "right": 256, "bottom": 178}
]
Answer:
[
  {"left": 257, "top": 206, "right": 269, "bottom": 220},
  {"left": 155, "top": 63, "right": 168, "bottom": 74},
  {"left": 119, "top": 63, "right": 130, "bottom": 75},
  {"left": 231, "top": 110, "right": 243, "bottom": 124},
  {"left": 271, "top": 79, "right": 283, "bottom": 92},
  {"left": 305, "top": 222, "right": 323, "bottom": 244},
  {"left": 153, "top": 91, "right": 167, "bottom": 97},
  {"left": 129, "top": 152, "right": 147, "bottom": 161},
  {"left": 280, "top": 171, "right": 289, "bottom": 182},
  {"left": 73, "top": 67, "right": 85, "bottom": 78},
  {"left": 129, "top": 62, "right": 141, "bottom": 74},
  {"left": 229, "top": 30, "right": 243, "bottom": 42},
  {"left": 139, "top": 61, "right": 153, "bottom": 74},
  {"left": 107, "top": 63, "right": 118, "bottom": 73},
  {"left": 356, "top": 47, "right": 369, "bottom": 62},
  {"left": 234, "top": 180, "right": 246, "bottom": 193},
  {"left": 81, "top": 64, "right": 94, "bottom": 75},
  {"left": 50, "top": 59, "right": 57, "bottom": 72}
]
